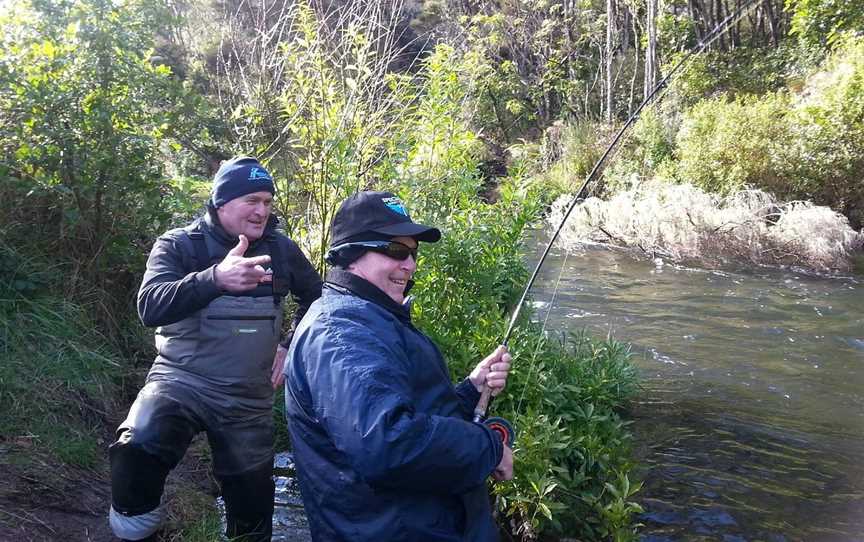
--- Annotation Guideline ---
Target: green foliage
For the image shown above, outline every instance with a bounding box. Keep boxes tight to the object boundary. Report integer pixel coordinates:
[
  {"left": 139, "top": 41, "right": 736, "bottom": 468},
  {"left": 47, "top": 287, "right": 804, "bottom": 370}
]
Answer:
[
  {"left": 674, "top": 92, "right": 793, "bottom": 194},
  {"left": 462, "top": 4, "right": 601, "bottom": 127},
  {"left": 661, "top": 36, "right": 864, "bottom": 226},
  {"left": 786, "top": 35, "right": 864, "bottom": 227},
  {"left": 0, "top": 0, "right": 194, "bottom": 329},
  {"left": 494, "top": 332, "right": 641, "bottom": 541},
  {"left": 539, "top": 122, "right": 615, "bottom": 196},
  {"left": 669, "top": 44, "right": 813, "bottom": 106},
  {"left": 603, "top": 106, "right": 679, "bottom": 193},
  {"left": 401, "top": 45, "right": 486, "bottom": 210},
  {"left": 788, "top": 0, "right": 864, "bottom": 49},
  {"left": 0, "top": 241, "right": 120, "bottom": 468}
]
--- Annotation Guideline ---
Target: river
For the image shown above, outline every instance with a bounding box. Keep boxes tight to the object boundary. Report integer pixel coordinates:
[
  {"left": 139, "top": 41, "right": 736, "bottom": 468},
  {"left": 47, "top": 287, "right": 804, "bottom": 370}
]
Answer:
[{"left": 527, "top": 239, "right": 864, "bottom": 541}]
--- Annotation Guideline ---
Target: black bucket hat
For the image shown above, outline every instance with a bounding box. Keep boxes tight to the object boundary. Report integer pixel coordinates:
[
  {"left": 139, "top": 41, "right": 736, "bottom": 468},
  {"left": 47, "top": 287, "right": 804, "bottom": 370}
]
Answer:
[{"left": 329, "top": 191, "right": 441, "bottom": 247}]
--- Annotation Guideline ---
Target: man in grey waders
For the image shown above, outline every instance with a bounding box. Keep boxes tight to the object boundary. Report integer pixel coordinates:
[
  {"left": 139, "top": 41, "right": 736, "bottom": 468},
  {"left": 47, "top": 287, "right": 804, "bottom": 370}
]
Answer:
[{"left": 108, "top": 157, "right": 322, "bottom": 541}]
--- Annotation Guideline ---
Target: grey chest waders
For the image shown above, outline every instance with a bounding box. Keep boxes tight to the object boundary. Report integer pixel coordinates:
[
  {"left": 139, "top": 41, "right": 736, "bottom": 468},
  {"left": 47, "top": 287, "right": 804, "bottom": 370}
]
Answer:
[{"left": 110, "top": 229, "right": 288, "bottom": 541}]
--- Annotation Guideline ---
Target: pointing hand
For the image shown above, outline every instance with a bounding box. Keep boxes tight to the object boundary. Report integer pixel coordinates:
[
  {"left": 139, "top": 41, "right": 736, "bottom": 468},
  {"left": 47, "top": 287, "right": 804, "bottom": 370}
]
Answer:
[{"left": 214, "top": 235, "right": 272, "bottom": 292}]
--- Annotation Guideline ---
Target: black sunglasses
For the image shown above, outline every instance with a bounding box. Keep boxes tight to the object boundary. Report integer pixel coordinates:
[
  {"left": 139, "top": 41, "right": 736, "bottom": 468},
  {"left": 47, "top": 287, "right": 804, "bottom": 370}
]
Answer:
[{"left": 331, "top": 240, "right": 418, "bottom": 261}]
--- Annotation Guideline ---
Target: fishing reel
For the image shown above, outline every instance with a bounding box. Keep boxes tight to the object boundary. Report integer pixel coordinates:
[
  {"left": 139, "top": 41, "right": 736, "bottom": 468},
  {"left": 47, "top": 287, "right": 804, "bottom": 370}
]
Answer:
[{"left": 484, "top": 416, "right": 516, "bottom": 448}]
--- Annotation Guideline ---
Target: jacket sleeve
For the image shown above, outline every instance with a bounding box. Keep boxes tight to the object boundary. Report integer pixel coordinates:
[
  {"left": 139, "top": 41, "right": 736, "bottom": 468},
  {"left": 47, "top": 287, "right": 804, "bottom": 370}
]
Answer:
[
  {"left": 454, "top": 378, "right": 482, "bottom": 418},
  {"left": 137, "top": 234, "right": 222, "bottom": 327},
  {"left": 280, "top": 239, "right": 322, "bottom": 347},
  {"left": 303, "top": 314, "right": 503, "bottom": 494}
]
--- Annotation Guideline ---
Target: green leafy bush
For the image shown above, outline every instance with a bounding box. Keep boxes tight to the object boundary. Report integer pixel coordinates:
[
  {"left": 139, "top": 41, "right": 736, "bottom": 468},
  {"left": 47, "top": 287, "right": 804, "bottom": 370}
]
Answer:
[
  {"left": 670, "top": 36, "right": 864, "bottom": 227},
  {"left": 674, "top": 92, "right": 793, "bottom": 194},
  {"left": 789, "top": 0, "right": 864, "bottom": 49},
  {"left": 494, "top": 333, "right": 641, "bottom": 541},
  {"left": 0, "top": 0, "right": 197, "bottom": 336},
  {"left": 786, "top": 34, "right": 864, "bottom": 227}
]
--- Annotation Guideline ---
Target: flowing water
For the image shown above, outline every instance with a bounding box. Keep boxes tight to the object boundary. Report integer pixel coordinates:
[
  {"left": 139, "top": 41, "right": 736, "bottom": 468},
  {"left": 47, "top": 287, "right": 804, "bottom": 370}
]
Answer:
[{"left": 527, "top": 239, "right": 864, "bottom": 541}]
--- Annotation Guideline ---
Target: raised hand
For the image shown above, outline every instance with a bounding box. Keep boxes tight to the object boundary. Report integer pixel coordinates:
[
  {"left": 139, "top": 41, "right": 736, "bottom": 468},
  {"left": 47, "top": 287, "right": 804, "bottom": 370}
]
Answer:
[{"left": 214, "top": 234, "right": 272, "bottom": 292}]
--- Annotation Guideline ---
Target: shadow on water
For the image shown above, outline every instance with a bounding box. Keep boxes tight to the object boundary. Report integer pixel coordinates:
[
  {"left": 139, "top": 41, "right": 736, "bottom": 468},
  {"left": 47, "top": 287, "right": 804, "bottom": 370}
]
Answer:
[{"left": 526, "top": 234, "right": 864, "bottom": 541}]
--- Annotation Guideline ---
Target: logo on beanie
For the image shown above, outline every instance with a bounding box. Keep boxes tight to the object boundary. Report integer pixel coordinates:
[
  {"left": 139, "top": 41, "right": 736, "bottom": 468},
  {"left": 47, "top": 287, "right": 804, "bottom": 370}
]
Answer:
[
  {"left": 248, "top": 167, "right": 272, "bottom": 182},
  {"left": 382, "top": 196, "right": 408, "bottom": 217}
]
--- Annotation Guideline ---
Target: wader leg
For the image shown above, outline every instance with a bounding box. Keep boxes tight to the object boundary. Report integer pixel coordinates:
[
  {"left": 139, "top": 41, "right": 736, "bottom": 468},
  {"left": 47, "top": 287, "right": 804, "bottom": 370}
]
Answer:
[
  {"left": 219, "top": 463, "right": 275, "bottom": 542},
  {"left": 109, "top": 383, "right": 199, "bottom": 540},
  {"left": 208, "top": 408, "right": 275, "bottom": 541}
]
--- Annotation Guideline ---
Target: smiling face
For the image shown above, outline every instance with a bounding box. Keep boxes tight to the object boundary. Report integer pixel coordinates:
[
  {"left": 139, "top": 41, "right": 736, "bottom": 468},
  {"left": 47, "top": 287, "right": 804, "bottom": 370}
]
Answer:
[
  {"left": 216, "top": 191, "right": 273, "bottom": 241},
  {"left": 348, "top": 236, "right": 418, "bottom": 304}
]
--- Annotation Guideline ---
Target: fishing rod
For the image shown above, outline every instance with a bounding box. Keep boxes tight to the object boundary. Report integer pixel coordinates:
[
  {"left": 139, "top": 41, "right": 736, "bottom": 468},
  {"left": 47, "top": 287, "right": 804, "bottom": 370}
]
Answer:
[{"left": 473, "top": 0, "right": 764, "bottom": 432}]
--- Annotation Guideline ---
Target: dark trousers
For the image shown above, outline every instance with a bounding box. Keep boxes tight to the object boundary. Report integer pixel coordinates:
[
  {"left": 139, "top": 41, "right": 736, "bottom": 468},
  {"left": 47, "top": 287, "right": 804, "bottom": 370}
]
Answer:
[{"left": 110, "top": 381, "right": 274, "bottom": 541}]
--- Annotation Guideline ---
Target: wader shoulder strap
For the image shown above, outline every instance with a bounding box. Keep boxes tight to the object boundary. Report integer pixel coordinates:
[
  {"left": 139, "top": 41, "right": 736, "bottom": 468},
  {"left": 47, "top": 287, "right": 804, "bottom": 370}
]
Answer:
[
  {"left": 268, "top": 237, "right": 287, "bottom": 305},
  {"left": 187, "top": 231, "right": 212, "bottom": 273}
]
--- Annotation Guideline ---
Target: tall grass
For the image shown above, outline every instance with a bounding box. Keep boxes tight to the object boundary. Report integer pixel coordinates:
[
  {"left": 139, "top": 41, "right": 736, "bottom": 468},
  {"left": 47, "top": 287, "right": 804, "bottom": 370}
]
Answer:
[
  {"left": 0, "top": 242, "right": 121, "bottom": 467},
  {"left": 550, "top": 180, "right": 863, "bottom": 272}
]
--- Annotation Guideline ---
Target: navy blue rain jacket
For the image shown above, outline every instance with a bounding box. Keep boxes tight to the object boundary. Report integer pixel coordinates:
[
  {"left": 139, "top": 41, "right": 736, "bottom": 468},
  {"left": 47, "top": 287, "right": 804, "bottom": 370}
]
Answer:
[{"left": 285, "top": 269, "right": 503, "bottom": 541}]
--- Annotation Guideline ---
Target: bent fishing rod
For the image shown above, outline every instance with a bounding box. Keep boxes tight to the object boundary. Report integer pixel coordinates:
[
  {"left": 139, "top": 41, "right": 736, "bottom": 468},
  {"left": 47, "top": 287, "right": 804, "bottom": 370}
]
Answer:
[{"left": 472, "top": 0, "right": 764, "bottom": 433}]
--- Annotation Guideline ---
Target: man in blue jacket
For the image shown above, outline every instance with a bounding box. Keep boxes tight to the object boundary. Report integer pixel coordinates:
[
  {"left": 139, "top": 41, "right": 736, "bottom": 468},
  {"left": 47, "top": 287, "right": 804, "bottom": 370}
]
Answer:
[
  {"left": 284, "top": 191, "right": 513, "bottom": 541},
  {"left": 109, "top": 157, "right": 322, "bottom": 542}
]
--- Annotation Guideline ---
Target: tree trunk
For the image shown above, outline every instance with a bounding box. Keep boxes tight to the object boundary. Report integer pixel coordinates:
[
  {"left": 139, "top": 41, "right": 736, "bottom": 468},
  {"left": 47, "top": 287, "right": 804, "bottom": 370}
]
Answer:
[
  {"left": 606, "top": 0, "right": 614, "bottom": 123},
  {"left": 764, "top": 0, "right": 780, "bottom": 46},
  {"left": 644, "top": 0, "right": 658, "bottom": 100},
  {"left": 628, "top": 5, "right": 640, "bottom": 115}
]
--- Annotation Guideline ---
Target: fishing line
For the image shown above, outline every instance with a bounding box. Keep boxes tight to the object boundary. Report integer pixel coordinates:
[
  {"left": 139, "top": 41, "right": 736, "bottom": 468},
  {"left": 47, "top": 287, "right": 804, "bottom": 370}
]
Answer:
[
  {"left": 473, "top": 0, "right": 764, "bottom": 424},
  {"left": 501, "top": 0, "right": 762, "bottom": 347},
  {"left": 515, "top": 248, "right": 570, "bottom": 417}
]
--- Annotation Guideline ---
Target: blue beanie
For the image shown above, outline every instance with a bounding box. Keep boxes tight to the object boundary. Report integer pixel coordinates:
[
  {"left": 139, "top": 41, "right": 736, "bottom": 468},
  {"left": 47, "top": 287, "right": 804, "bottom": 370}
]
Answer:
[{"left": 211, "top": 156, "right": 275, "bottom": 207}]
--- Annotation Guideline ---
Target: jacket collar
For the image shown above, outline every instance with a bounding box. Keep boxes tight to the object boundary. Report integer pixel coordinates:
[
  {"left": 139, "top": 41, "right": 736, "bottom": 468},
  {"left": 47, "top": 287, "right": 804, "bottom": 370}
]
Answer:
[{"left": 325, "top": 268, "right": 412, "bottom": 323}]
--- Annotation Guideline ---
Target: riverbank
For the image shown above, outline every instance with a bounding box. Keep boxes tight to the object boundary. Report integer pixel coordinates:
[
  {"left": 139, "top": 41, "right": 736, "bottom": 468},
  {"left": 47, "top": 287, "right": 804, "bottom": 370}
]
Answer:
[{"left": 548, "top": 181, "right": 864, "bottom": 274}]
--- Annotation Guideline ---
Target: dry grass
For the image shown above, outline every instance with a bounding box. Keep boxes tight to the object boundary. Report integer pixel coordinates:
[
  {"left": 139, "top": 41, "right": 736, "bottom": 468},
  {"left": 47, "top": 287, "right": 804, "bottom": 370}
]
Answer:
[{"left": 549, "top": 180, "right": 864, "bottom": 271}]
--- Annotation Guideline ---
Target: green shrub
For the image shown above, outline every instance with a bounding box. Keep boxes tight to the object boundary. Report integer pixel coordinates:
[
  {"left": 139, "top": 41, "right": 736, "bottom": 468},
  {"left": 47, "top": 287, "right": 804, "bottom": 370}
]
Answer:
[
  {"left": 670, "top": 36, "right": 864, "bottom": 227},
  {"left": 604, "top": 105, "right": 679, "bottom": 194},
  {"left": 409, "top": 167, "right": 641, "bottom": 539},
  {"left": 538, "top": 121, "right": 615, "bottom": 197},
  {"left": 786, "top": 34, "right": 864, "bottom": 227},
  {"left": 496, "top": 332, "right": 641, "bottom": 541},
  {"left": 673, "top": 92, "right": 793, "bottom": 194},
  {"left": 789, "top": 1, "right": 864, "bottom": 50}
]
